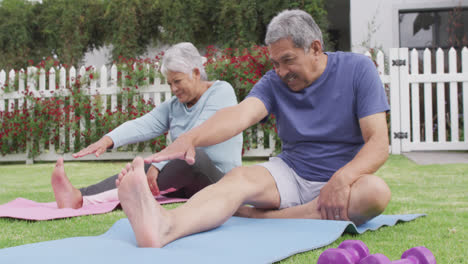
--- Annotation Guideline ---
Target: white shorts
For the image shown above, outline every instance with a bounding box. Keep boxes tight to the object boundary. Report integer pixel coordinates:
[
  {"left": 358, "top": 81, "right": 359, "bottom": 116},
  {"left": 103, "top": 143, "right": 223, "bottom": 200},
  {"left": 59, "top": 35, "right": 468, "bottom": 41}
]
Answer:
[{"left": 259, "top": 157, "right": 327, "bottom": 209}]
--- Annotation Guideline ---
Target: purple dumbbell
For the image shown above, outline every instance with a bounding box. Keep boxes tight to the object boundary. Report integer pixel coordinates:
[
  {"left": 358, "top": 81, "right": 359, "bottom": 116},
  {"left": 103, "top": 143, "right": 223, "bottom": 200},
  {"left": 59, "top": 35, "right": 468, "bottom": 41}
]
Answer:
[
  {"left": 317, "top": 240, "right": 370, "bottom": 264},
  {"left": 359, "top": 246, "right": 436, "bottom": 264}
]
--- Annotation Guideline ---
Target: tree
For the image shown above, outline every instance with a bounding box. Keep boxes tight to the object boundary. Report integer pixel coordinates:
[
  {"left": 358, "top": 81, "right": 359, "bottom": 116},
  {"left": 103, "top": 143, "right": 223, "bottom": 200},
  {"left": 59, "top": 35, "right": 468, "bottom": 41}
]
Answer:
[
  {"left": 213, "top": 0, "right": 331, "bottom": 50},
  {"left": 0, "top": 0, "right": 331, "bottom": 69},
  {"left": 37, "top": 0, "right": 107, "bottom": 66},
  {"left": 156, "top": 0, "right": 215, "bottom": 46},
  {"left": 104, "top": 0, "right": 161, "bottom": 61},
  {"left": 0, "top": 0, "right": 37, "bottom": 70}
]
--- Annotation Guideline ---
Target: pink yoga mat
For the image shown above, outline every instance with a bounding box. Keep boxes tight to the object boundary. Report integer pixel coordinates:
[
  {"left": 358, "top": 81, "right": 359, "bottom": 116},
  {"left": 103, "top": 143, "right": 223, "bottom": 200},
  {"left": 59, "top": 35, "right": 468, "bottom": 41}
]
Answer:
[{"left": 0, "top": 196, "right": 187, "bottom": 221}]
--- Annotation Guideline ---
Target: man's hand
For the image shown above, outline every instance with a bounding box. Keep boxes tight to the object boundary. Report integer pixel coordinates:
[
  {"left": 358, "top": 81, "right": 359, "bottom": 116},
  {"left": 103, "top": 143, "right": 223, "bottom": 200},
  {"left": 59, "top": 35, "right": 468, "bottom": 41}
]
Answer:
[
  {"left": 72, "top": 136, "right": 114, "bottom": 158},
  {"left": 317, "top": 169, "right": 353, "bottom": 221},
  {"left": 144, "top": 135, "right": 196, "bottom": 165},
  {"left": 146, "top": 166, "right": 160, "bottom": 196}
]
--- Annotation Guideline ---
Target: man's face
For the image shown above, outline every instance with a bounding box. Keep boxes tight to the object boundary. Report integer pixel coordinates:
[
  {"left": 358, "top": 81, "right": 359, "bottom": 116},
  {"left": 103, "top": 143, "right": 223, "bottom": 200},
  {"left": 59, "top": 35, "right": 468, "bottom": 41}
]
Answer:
[{"left": 268, "top": 38, "right": 318, "bottom": 92}]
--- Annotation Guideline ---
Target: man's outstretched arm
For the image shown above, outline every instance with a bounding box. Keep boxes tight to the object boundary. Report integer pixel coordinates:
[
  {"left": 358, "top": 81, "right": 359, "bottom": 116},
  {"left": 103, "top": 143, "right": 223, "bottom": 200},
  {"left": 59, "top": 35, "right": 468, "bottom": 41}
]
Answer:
[{"left": 145, "top": 97, "right": 269, "bottom": 164}]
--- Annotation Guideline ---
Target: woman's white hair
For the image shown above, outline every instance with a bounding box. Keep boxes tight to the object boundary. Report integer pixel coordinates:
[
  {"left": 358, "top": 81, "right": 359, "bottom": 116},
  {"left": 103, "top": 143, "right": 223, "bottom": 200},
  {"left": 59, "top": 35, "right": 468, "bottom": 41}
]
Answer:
[
  {"left": 265, "top": 9, "right": 324, "bottom": 52},
  {"left": 161, "top": 42, "right": 207, "bottom": 80}
]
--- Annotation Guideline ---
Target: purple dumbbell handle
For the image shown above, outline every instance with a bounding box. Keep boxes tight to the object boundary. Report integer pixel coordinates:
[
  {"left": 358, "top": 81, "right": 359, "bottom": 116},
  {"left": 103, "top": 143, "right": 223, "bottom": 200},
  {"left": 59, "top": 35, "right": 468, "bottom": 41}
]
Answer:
[
  {"left": 359, "top": 254, "right": 421, "bottom": 264},
  {"left": 359, "top": 247, "right": 436, "bottom": 264},
  {"left": 392, "top": 258, "right": 419, "bottom": 264},
  {"left": 359, "top": 253, "right": 391, "bottom": 264}
]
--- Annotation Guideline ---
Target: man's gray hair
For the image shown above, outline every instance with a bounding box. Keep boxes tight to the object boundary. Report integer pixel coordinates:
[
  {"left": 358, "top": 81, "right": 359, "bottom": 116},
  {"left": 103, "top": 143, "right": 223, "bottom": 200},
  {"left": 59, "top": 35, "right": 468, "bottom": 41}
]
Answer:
[
  {"left": 161, "top": 42, "right": 207, "bottom": 80},
  {"left": 265, "top": 9, "right": 323, "bottom": 52}
]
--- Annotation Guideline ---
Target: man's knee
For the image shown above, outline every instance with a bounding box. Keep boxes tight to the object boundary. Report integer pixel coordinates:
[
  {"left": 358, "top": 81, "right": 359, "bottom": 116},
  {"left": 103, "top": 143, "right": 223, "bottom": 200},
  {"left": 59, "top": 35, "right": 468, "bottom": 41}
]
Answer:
[
  {"left": 222, "top": 166, "right": 275, "bottom": 198},
  {"left": 223, "top": 166, "right": 254, "bottom": 185},
  {"left": 348, "top": 175, "right": 391, "bottom": 225}
]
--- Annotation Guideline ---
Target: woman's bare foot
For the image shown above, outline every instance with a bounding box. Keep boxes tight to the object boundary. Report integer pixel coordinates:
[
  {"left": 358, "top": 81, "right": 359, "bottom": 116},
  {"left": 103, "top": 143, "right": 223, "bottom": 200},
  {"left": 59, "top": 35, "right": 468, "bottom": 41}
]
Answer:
[
  {"left": 51, "top": 158, "right": 83, "bottom": 209},
  {"left": 117, "top": 157, "right": 173, "bottom": 248}
]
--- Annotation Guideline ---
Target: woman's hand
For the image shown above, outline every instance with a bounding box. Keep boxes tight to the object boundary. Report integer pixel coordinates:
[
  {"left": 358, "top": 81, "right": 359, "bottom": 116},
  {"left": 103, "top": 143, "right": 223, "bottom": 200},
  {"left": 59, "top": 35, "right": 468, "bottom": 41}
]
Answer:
[
  {"left": 72, "top": 136, "right": 114, "bottom": 158},
  {"left": 146, "top": 166, "right": 160, "bottom": 196}
]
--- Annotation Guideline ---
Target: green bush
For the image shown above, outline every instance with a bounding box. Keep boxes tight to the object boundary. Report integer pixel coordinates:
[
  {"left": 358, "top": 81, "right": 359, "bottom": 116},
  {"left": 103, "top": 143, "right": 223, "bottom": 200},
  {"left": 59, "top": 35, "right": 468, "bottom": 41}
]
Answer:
[
  {"left": 0, "top": 0, "right": 38, "bottom": 69},
  {"left": 0, "top": 0, "right": 329, "bottom": 70},
  {"left": 205, "top": 45, "right": 280, "bottom": 154}
]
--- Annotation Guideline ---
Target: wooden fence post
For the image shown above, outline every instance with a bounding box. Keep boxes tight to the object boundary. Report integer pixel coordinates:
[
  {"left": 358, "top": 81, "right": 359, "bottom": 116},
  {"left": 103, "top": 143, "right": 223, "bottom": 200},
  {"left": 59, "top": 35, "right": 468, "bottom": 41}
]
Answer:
[
  {"left": 448, "top": 48, "right": 459, "bottom": 142},
  {"left": 435, "top": 48, "right": 446, "bottom": 143},
  {"left": 423, "top": 48, "right": 434, "bottom": 144},
  {"left": 389, "top": 48, "right": 401, "bottom": 154},
  {"left": 463, "top": 47, "right": 468, "bottom": 143},
  {"left": 410, "top": 49, "right": 420, "bottom": 144},
  {"left": 59, "top": 67, "right": 66, "bottom": 153},
  {"left": 89, "top": 66, "right": 97, "bottom": 146},
  {"left": 25, "top": 67, "right": 37, "bottom": 165},
  {"left": 18, "top": 69, "right": 25, "bottom": 108},
  {"left": 69, "top": 66, "right": 76, "bottom": 153},
  {"left": 110, "top": 64, "right": 118, "bottom": 112},
  {"left": 49, "top": 67, "right": 57, "bottom": 154},
  {"left": 0, "top": 70, "right": 5, "bottom": 112},
  {"left": 78, "top": 66, "right": 86, "bottom": 149},
  {"left": 398, "top": 48, "right": 410, "bottom": 152},
  {"left": 100, "top": 65, "right": 108, "bottom": 116}
]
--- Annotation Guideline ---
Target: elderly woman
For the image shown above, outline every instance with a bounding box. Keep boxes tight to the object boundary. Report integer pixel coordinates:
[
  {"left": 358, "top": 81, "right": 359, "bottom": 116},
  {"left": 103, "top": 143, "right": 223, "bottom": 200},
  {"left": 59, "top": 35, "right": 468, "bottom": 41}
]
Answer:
[{"left": 51, "top": 42, "right": 242, "bottom": 209}]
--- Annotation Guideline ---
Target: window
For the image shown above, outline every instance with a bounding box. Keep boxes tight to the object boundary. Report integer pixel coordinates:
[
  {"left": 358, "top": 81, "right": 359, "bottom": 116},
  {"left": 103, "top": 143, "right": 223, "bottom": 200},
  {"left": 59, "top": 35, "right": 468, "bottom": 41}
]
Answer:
[{"left": 399, "top": 7, "right": 468, "bottom": 50}]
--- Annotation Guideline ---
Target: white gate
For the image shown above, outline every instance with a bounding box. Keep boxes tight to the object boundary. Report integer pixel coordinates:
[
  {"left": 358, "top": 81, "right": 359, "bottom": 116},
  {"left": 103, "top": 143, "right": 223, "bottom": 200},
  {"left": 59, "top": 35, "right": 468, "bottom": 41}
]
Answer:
[{"left": 389, "top": 47, "right": 468, "bottom": 154}]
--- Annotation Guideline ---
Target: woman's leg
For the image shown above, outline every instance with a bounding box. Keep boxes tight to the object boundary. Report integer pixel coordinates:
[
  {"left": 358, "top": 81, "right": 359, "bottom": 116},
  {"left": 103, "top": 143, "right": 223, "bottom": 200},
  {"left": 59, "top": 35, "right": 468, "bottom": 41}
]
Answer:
[
  {"left": 80, "top": 163, "right": 152, "bottom": 196},
  {"left": 81, "top": 149, "right": 221, "bottom": 198},
  {"left": 78, "top": 163, "right": 152, "bottom": 206},
  {"left": 52, "top": 160, "right": 151, "bottom": 208},
  {"left": 83, "top": 150, "right": 222, "bottom": 204},
  {"left": 51, "top": 158, "right": 83, "bottom": 209},
  {"left": 53, "top": 149, "right": 222, "bottom": 207},
  {"left": 156, "top": 149, "right": 224, "bottom": 198}
]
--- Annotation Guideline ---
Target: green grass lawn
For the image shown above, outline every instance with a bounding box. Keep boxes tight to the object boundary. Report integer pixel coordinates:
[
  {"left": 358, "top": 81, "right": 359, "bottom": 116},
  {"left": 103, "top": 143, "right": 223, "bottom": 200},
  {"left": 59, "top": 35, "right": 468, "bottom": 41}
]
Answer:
[{"left": 0, "top": 155, "right": 467, "bottom": 263}]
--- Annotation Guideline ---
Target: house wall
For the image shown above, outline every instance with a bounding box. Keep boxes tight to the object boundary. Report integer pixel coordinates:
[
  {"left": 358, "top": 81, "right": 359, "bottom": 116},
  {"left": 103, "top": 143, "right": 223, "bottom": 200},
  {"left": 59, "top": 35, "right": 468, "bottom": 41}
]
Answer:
[
  {"left": 82, "top": 44, "right": 170, "bottom": 69},
  {"left": 350, "top": 0, "right": 468, "bottom": 54}
]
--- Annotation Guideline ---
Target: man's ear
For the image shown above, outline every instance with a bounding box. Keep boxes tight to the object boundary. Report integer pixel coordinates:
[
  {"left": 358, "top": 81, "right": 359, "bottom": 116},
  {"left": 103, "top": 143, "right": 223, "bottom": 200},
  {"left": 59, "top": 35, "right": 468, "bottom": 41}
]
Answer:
[{"left": 309, "top": 40, "right": 323, "bottom": 55}]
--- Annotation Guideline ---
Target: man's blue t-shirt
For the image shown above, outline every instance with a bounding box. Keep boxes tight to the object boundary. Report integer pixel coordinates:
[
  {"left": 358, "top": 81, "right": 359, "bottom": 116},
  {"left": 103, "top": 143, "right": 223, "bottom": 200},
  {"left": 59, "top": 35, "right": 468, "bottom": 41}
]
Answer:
[{"left": 247, "top": 52, "right": 390, "bottom": 182}]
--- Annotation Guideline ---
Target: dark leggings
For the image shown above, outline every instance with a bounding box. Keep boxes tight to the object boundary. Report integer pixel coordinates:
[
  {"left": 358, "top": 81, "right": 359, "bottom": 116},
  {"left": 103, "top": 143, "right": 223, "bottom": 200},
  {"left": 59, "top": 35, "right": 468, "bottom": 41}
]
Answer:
[{"left": 79, "top": 150, "right": 224, "bottom": 198}]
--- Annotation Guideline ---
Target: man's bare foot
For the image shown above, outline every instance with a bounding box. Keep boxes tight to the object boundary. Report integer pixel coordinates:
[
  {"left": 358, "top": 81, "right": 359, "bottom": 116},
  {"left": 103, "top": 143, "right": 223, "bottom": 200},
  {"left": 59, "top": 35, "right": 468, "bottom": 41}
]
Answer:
[
  {"left": 117, "top": 157, "right": 173, "bottom": 248},
  {"left": 51, "top": 158, "right": 83, "bottom": 209},
  {"left": 115, "top": 162, "right": 132, "bottom": 187}
]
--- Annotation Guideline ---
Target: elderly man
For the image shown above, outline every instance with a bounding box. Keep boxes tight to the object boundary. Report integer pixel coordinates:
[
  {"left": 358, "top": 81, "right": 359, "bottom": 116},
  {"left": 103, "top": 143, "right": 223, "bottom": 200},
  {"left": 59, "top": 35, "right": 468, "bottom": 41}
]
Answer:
[{"left": 116, "top": 9, "right": 391, "bottom": 248}]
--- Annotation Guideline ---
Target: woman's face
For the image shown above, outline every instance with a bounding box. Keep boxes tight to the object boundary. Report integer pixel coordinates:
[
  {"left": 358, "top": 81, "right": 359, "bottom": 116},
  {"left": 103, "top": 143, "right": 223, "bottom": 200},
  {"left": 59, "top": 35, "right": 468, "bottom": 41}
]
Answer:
[{"left": 166, "top": 70, "right": 201, "bottom": 106}]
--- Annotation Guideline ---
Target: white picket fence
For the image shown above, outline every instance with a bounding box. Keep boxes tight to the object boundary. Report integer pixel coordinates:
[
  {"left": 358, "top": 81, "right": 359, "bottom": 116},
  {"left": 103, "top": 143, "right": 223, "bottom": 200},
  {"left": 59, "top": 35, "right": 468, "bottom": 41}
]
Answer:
[
  {"left": 1, "top": 47, "right": 467, "bottom": 163},
  {"left": 381, "top": 47, "right": 468, "bottom": 154},
  {"left": 0, "top": 64, "right": 275, "bottom": 164}
]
